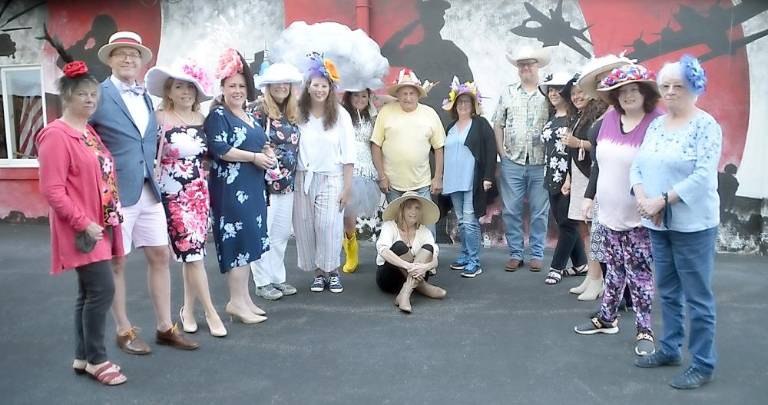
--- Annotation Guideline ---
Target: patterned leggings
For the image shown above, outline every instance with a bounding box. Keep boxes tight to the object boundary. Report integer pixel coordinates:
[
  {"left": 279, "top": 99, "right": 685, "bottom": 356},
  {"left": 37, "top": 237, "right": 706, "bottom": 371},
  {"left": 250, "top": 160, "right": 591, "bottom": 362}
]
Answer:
[{"left": 598, "top": 227, "right": 654, "bottom": 335}]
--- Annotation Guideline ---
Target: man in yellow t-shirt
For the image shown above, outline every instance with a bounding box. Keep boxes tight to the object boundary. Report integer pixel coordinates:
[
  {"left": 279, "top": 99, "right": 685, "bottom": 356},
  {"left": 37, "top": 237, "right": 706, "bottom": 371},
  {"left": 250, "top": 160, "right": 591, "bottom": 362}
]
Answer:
[{"left": 371, "top": 68, "right": 446, "bottom": 205}]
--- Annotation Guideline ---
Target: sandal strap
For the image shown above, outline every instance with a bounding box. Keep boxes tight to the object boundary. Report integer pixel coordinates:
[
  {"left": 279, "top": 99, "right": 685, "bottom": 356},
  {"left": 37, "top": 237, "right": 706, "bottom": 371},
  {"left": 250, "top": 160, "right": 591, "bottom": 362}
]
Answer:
[
  {"left": 636, "top": 332, "right": 654, "bottom": 342},
  {"left": 91, "top": 362, "right": 125, "bottom": 384}
]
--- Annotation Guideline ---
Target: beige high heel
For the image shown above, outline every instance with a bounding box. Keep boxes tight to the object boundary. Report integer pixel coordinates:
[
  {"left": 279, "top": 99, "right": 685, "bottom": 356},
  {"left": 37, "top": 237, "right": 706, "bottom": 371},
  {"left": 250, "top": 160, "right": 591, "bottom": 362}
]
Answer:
[
  {"left": 570, "top": 277, "right": 591, "bottom": 295},
  {"left": 226, "top": 303, "right": 267, "bottom": 324},
  {"left": 578, "top": 279, "right": 604, "bottom": 301},
  {"left": 206, "top": 313, "right": 228, "bottom": 337}
]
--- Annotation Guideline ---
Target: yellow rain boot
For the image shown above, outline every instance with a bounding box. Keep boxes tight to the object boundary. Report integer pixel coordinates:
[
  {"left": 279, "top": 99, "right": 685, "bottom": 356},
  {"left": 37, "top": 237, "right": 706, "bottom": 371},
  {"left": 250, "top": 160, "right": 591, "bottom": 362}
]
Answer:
[{"left": 342, "top": 232, "right": 359, "bottom": 273}]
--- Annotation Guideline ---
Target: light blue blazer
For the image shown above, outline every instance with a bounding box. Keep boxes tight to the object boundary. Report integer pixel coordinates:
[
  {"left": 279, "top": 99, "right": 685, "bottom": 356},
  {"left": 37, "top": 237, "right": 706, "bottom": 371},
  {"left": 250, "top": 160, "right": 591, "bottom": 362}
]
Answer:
[{"left": 89, "top": 78, "right": 160, "bottom": 207}]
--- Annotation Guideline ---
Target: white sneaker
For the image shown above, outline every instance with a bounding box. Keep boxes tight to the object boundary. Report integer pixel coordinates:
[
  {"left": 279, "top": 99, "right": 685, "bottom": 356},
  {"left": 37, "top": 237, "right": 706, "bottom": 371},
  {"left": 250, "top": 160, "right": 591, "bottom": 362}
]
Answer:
[{"left": 255, "top": 284, "right": 283, "bottom": 300}]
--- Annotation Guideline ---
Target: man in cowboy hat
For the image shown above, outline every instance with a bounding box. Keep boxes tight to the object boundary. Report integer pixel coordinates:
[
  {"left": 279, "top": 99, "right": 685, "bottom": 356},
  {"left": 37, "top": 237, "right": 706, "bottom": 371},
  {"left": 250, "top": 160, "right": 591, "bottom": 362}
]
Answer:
[
  {"left": 492, "top": 45, "right": 552, "bottom": 272},
  {"left": 90, "top": 31, "right": 197, "bottom": 354},
  {"left": 371, "top": 68, "right": 445, "bottom": 212}
]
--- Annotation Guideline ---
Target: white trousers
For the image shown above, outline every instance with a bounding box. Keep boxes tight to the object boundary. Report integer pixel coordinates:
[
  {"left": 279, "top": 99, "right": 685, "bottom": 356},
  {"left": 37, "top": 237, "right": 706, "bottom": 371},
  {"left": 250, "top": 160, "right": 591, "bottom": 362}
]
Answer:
[
  {"left": 293, "top": 171, "right": 344, "bottom": 273},
  {"left": 250, "top": 192, "right": 293, "bottom": 287}
]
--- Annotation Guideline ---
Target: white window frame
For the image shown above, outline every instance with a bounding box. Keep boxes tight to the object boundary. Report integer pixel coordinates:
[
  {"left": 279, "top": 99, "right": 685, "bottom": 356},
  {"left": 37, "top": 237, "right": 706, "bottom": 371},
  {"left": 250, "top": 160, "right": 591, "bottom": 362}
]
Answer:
[{"left": 0, "top": 64, "right": 47, "bottom": 168}]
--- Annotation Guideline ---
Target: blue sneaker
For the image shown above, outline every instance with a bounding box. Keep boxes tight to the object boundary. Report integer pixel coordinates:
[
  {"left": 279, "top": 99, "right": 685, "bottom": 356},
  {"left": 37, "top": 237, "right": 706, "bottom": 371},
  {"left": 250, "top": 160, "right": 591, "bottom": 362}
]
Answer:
[
  {"left": 328, "top": 273, "right": 344, "bottom": 293},
  {"left": 310, "top": 275, "right": 326, "bottom": 292},
  {"left": 669, "top": 366, "right": 713, "bottom": 389},
  {"left": 450, "top": 257, "right": 469, "bottom": 270},
  {"left": 460, "top": 263, "right": 482, "bottom": 278}
]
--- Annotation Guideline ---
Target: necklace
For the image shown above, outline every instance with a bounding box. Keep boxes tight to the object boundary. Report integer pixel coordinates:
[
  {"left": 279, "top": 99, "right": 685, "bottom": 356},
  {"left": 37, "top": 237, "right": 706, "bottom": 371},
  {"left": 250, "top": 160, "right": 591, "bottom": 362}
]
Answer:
[{"left": 171, "top": 109, "right": 197, "bottom": 126}]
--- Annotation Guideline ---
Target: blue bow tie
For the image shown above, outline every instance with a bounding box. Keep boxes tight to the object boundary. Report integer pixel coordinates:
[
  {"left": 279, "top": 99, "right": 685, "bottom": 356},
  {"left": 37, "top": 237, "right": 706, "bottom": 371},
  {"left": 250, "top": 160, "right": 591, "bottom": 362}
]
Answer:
[{"left": 120, "top": 83, "right": 145, "bottom": 96}]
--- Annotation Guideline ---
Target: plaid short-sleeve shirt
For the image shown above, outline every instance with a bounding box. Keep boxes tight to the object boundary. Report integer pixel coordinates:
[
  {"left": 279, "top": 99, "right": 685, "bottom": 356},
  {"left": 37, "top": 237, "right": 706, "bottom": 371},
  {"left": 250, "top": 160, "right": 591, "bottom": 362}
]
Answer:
[{"left": 492, "top": 83, "right": 549, "bottom": 165}]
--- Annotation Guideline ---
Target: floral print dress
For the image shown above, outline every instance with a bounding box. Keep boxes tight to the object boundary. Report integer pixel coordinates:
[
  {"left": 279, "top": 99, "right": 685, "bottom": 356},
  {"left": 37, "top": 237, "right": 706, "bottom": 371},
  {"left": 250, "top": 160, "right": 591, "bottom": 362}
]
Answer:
[
  {"left": 541, "top": 115, "right": 572, "bottom": 194},
  {"left": 204, "top": 105, "right": 270, "bottom": 273},
  {"left": 157, "top": 124, "right": 209, "bottom": 262}
]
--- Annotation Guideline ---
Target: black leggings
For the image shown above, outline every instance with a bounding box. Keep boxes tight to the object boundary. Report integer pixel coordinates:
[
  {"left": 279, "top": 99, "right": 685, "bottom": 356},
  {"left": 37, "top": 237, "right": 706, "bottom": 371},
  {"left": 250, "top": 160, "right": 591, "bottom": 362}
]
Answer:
[
  {"left": 74, "top": 260, "right": 115, "bottom": 364},
  {"left": 549, "top": 192, "right": 587, "bottom": 270},
  {"left": 376, "top": 241, "right": 433, "bottom": 294}
]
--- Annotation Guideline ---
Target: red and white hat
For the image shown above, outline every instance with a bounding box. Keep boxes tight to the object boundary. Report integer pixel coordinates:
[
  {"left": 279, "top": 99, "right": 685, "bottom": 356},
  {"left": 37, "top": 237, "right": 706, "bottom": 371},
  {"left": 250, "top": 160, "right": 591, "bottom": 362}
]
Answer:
[{"left": 97, "top": 31, "right": 153, "bottom": 65}]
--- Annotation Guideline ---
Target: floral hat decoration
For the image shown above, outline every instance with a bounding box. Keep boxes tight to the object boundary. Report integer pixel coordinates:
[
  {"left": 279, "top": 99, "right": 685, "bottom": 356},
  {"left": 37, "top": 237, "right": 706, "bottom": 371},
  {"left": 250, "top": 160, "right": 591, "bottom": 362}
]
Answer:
[
  {"left": 305, "top": 52, "right": 340, "bottom": 85},
  {"left": 442, "top": 76, "right": 482, "bottom": 112},
  {"left": 387, "top": 68, "right": 437, "bottom": 98},
  {"left": 216, "top": 47, "right": 244, "bottom": 80},
  {"left": 680, "top": 54, "right": 707, "bottom": 95},
  {"left": 145, "top": 58, "right": 213, "bottom": 102},
  {"left": 596, "top": 63, "right": 659, "bottom": 102}
]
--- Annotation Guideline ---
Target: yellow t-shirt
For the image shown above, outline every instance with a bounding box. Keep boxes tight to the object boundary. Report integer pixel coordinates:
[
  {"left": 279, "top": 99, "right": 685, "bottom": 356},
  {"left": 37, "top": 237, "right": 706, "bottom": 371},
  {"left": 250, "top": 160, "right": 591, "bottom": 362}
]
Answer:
[{"left": 370, "top": 103, "right": 446, "bottom": 191}]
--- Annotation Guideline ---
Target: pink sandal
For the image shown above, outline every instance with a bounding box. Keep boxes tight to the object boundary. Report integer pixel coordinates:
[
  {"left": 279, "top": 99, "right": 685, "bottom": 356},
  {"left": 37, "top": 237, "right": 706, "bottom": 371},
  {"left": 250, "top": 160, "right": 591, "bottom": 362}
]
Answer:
[{"left": 87, "top": 361, "right": 127, "bottom": 386}]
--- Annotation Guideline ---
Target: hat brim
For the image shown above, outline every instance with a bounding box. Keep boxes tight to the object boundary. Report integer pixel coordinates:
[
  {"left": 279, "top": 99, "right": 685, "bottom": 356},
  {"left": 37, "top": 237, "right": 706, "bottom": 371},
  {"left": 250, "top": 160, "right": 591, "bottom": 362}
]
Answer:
[
  {"left": 442, "top": 91, "right": 480, "bottom": 112},
  {"left": 387, "top": 83, "right": 427, "bottom": 98},
  {"left": 596, "top": 79, "right": 659, "bottom": 103},
  {"left": 506, "top": 51, "right": 551, "bottom": 68},
  {"left": 145, "top": 67, "right": 212, "bottom": 102},
  {"left": 382, "top": 193, "right": 440, "bottom": 226},
  {"left": 98, "top": 43, "right": 153, "bottom": 66},
  {"left": 578, "top": 61, "right": 632, "bottom": 101}
]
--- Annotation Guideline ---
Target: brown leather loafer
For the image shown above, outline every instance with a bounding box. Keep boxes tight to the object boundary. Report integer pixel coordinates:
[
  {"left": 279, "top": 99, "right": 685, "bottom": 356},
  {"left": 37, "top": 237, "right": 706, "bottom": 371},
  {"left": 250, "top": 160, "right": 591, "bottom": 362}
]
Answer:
[
  {"left": 529, "top": 259, "right": 543, "bottom": 272},
  {"left": 504, "top": 259, "right": 522, "bottom": 272},
  {"left": 156, "top": 324, "right": 199, "bottom": 350},
  {"left": 116, "top": 327, "right": 151, "bottom": 355}
]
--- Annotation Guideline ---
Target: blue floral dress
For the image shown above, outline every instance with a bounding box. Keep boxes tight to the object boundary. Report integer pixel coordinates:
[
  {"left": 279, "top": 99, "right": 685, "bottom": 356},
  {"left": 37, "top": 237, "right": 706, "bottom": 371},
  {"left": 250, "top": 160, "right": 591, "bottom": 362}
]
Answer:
[{"left": 204, "top": 105, "right": 269, "bottom": 273}]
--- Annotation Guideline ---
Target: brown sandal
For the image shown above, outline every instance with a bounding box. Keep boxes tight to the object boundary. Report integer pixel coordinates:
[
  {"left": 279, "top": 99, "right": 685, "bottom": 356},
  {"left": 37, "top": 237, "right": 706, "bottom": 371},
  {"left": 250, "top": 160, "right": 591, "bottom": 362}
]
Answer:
[{"left": 87, "top": 361, "right": 127, "bottom": 386}]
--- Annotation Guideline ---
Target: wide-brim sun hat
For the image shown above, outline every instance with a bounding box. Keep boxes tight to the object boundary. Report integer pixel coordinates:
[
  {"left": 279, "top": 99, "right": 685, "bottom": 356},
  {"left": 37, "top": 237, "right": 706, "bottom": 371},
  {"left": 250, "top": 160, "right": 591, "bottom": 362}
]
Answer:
[
  {"left": 254, "top": 62, "right": 303, "bottom": 89},
  {"left": 145, "top": 60, "right": 213, "bottom": 102},
  {"left": 505, "top": 45, "right": 551, "bottom": 68},
  {"left": 596, "top": 63, "right": 659, "bottom": 103},
  {"left": 577, "top": 53, "right": 635, "bottom": 100},
  {"left": 98, "top": 31, "right": 153, "bottom": 65},
  {"left": 387, "top": 68, "right": 428, "bottom": 98},
  {"left": 382, "top": 191, "right": 440, "bottom": 226},
  {"left": 442, "top": 76, "right": 481, "bottom": 112},
  {"left": 538, "top": 72, "right": 573, "bottom": 97}
]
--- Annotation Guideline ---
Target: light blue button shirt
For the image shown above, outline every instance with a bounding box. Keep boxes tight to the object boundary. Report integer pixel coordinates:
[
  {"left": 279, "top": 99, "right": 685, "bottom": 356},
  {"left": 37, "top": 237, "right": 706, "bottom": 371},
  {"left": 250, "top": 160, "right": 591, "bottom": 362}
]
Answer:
[
  {"left": 442, "top": 121, "right": 474, "bottom": 195},
  {"left": 630, "top": 111, "right": 722, "bottom": 232}
]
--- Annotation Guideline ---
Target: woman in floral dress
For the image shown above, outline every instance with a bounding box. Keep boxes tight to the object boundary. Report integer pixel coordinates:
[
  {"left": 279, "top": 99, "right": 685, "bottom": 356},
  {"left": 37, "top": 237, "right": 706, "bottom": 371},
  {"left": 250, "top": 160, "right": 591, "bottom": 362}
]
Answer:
[
  {"left": 146, "top": 59, "right": 226, "bottom": 337},
  {"left": 204, "top": 48, "right": 274, "bottom": 324}
]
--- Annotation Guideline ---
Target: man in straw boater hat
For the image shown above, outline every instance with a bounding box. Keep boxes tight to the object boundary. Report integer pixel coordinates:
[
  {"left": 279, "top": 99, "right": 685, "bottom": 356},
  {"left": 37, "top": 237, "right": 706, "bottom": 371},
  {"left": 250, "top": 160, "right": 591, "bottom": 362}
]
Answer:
[
  {"left": 90, "top": 31, "right": 198, "bottom": 354},
  {"left": 492, "top": 45, "right": 552, "bottom": 272},
  {"left": 371, "top": 68, "right": 445, "bottom": 233}
]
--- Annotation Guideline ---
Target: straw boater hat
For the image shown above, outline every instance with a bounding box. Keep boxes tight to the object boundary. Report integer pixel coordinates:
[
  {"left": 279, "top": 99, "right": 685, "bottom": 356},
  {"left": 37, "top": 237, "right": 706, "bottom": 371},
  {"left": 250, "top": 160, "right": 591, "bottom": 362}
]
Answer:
[
  {"left": 254, "top": 62, "right": 303, "bottom": 89},
  {"left": 576, "top": 53, "right": 635, "bottom": 100},
  {"left": 382, "top": 191, "right": 440, "bottom": 226},
  {"left": 145, "top": 59, "right": 213, "bottom": 102},
  {"left": 538, "top": 72, "right": 573, "bottom": 97},
  {"left": 442, "top": 76, "right": 481, "bottom": 112},
  {"left": 387, "top": 68, "right": 435, "bottom": 98},
  {"left": 98, "top": 31, "right": 153, "bottom": 65},
  {"left": 596, "top": 63, "right": 659, "bottom": 103},
  {"left": 505, "top": 45, "right": 551, "bottom": 68}
]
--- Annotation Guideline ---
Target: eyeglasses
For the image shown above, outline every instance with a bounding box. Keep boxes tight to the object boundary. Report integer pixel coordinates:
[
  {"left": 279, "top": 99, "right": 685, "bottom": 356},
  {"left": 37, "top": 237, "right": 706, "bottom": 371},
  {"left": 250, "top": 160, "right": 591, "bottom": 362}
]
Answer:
[{"left": 111, "top": 51, "right": 141, "bottom": 60}]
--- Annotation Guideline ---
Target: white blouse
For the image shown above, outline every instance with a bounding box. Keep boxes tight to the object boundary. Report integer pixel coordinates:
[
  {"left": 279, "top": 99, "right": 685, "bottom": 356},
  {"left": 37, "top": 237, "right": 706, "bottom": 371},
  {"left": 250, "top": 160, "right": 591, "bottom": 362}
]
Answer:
[
  {"left": 375, "top": 220, "right": 439, "bottom": 266},
  {"left": 297, "top": 105, "right": 356, "bottom": 177}
]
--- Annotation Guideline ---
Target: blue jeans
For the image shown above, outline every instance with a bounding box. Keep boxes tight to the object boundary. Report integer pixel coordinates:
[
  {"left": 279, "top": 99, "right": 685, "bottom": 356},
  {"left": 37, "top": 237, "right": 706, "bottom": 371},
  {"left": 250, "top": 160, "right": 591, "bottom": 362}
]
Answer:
[
  {"left": 498, "top": 159, "right": 549, "bottom": 261},
  {"left": 449, "top": 190, "right": 481, "bottom": 266},
  {"left": 386, "top": 185, "right": 435, "bottom": 234},
  {"left": 649, "top": 227, "right": 718, "bottom": 373}
]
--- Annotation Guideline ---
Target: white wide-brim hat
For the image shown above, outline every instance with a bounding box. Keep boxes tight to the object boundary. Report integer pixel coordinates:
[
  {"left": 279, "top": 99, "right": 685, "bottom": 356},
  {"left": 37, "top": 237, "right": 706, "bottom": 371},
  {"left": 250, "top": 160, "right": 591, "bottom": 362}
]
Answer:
[
  {"left": 254, "top": 63, "right": 303, "bottom": 89},
  {"left": 382, "top": 191, "right": 440, "bottom": 226},
  {"left": 577, "top": 54, "right": 635, "bottom": 100},
  {"left": 145, "top": 65, "right": 212, "bottom": 102},
  {"left": 538, "top": 72, "right": 573, "bottom": 97},
  {"left": 506, "top": 45, "right": 551, "bottom": 68},
  {"left": 98, "top": 31, "right": 153, "bottom": 65}
]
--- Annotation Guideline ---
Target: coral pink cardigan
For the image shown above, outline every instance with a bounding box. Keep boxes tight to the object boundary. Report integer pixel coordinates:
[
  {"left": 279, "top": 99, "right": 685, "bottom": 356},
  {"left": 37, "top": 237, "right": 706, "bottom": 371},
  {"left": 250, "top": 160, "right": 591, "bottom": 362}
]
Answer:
[{"left": 37, "top": 119, "right": 124, "bottom": 275}]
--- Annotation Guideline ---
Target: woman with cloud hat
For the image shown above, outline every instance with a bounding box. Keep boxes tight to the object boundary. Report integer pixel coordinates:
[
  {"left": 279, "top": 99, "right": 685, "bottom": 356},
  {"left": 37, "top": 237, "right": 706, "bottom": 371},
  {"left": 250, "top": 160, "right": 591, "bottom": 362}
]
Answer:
[
  {"left": 248, "top": 62, "right": 303, "bottom": 301},
  {"left": 376, "top": 191, "right": 446, "bottom": 313},
  {"left": 145, "top": 59, "right": 226, "bottom": 338}
]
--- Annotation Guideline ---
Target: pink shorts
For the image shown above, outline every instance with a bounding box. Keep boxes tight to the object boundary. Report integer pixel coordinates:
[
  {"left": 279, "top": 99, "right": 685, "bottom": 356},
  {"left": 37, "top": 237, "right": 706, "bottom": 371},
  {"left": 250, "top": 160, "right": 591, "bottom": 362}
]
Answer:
[{"left": 120, "top": 183, "right": 169, "bottom": 254}]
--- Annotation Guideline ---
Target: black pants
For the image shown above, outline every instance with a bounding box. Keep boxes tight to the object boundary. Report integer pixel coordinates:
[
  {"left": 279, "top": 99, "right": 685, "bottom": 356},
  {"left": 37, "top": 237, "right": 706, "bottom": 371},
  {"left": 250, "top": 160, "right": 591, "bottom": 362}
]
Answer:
[
  {"left": 376, "top": 241, "right": 433, "bottom": 294},
  {"left": 549, "top": 192, "right": 587, "bottom": 270},
  {"left": 74, "top": 260, "right": 114, "bottom": 364}
]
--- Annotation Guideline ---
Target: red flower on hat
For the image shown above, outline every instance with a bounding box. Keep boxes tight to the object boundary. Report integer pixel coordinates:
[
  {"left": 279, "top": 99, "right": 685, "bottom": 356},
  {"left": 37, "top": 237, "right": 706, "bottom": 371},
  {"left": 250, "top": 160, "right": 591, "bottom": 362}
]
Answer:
[{"left": 63, "top": 61, "right": 88, "bottom": 78}]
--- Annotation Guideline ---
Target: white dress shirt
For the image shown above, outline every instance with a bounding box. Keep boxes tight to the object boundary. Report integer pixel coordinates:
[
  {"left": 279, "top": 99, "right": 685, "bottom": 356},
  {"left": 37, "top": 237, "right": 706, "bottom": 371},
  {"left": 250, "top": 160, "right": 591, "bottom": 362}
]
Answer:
[
  {"left": 110, "top": 75, "right": 150, "bottom": 137},
  {"left": 297, "top": 105, "right": 355, "bottom": 192}
]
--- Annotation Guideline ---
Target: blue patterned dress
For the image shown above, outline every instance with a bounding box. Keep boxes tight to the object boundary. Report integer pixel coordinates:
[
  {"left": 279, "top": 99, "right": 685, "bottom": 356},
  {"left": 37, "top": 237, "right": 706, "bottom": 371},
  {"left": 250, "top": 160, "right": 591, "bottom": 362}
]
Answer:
[{"left": 204, "top": 105, "right": 269, "bottom": 273}]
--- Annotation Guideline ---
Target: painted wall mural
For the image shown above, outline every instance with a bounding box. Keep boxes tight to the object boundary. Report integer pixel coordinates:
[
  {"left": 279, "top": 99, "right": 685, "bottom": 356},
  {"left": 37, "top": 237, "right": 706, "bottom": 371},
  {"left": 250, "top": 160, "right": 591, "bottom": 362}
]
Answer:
[{"left": 0, "top": 0, "right": 766, "bottom": 254}]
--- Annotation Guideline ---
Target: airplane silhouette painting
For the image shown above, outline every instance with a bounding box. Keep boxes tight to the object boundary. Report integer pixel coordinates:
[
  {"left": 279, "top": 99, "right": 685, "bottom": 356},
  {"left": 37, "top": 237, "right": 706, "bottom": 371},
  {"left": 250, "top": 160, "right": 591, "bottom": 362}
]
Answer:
[
  {"left": 625, "top": 0, "right": 768, "bottom": 62},
  {"left": 509, "top": 0, "right": 592, "bottom": 58},
  {"left": 0, "top": 0, "right": 45, "bottom": 59}
]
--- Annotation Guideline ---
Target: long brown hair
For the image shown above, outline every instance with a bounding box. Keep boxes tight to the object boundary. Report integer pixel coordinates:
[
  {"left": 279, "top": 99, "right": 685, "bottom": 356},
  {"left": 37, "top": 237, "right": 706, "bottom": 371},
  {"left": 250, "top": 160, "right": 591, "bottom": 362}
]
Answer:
[
  {"left": 574, "top": 98, "right": 608, "bottom": 137},
  {"left": 299, "top": 76, "right": 338, "bottom": 130},
  {"left": 606, "top": 82, "right": 659, "bottom": 115},
  {"left": 264, "top": 84, "right": 299, "bottom": 124},
  {"left": 341, "top": 89, "right": 372, "bottom": 127}
]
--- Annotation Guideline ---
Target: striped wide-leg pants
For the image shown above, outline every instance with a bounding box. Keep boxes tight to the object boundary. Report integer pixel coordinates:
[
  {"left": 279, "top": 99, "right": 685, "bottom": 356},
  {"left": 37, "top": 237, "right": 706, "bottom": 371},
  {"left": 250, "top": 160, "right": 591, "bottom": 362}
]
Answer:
[{"left": 293, "top": 171, "right": 344, "bottom": 273}]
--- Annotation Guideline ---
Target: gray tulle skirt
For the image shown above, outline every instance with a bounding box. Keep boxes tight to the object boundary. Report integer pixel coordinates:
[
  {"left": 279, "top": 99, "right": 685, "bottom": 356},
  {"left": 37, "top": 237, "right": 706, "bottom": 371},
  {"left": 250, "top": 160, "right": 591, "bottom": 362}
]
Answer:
[{"left": 346, "top": 175, "right": 382, "bottom": 217}]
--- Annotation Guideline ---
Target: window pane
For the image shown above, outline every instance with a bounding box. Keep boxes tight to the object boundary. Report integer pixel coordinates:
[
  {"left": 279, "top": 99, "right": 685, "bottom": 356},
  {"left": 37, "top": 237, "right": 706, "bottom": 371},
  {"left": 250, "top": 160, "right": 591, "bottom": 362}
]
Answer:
[
  {"left": 0, "top": 97, "right": 6, "bottom": 158},
  {"left": 4, "top": 69, "right": 44, "bottom": 159}
]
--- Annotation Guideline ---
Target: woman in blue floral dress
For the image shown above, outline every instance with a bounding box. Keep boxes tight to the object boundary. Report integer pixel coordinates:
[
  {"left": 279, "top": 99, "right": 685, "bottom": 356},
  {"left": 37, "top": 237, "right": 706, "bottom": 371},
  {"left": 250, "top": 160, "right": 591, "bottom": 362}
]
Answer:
[{"left": 204, "top": 48, "right": 275, "bottom": 324}]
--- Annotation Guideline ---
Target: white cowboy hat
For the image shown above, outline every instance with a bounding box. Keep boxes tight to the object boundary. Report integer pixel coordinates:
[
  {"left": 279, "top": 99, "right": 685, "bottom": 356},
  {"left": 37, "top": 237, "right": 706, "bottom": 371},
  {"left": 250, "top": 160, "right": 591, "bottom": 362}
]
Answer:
[
  {"left": 505, "top": 45, "right": 551, "bottom": 68},
  {"left": 382, "top": 191, "right": 440, "bottom": 226},
  {"left": 577, "top": 53, "right": 636, "bottom": 100},
  {"left": 538, "top": 72, "right": 573, "bottom": 97},
  {"left": 387, "top": 68, "right": 428, "bottom": 98},
  {"left": 98, "top": 31, "right": 153, "bottom": 65},
  {"left": 145, "top": 60, "right": 213, "bottom": 102},
  {"left": 254, "top": 62, "right": 303, "bottom": 89}
]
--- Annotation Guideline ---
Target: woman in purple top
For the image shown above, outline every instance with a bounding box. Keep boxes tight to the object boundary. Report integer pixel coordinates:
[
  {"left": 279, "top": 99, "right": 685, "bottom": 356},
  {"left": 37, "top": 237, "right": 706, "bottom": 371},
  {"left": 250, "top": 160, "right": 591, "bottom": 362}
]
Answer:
[{"left": 573, "top": 64, "right": 662, "bottom": 359}]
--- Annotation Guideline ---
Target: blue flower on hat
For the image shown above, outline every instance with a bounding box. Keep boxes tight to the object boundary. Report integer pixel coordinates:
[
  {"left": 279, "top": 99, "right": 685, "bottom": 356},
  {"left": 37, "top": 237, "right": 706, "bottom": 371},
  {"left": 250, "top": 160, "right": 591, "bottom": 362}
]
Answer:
[{"left": 681, "top": 54, "right": 706, "bottom": 95}]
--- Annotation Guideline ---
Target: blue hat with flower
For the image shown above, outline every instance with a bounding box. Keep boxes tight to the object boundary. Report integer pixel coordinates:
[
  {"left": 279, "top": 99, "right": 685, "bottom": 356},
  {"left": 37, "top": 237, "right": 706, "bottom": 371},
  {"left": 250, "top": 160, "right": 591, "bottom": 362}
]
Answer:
[
  {"left": 680, "top": 54, "right": 707, "bottom": 96},
  {"left": 305, "top": 51, "right": 340, "bottom": 85}
]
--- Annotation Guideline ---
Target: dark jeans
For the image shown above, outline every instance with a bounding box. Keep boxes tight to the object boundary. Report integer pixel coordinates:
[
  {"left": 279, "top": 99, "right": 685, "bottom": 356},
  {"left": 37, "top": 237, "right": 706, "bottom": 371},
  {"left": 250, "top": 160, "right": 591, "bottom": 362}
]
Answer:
[
  {"left": 376, "top": 241, "right": 433, "bottom": 294},
  {"left": 74, "top": 260, "right": 115, "bottom": 364},
  {"left": 549, "top": 192, "right": 587, "bottom": 270}
]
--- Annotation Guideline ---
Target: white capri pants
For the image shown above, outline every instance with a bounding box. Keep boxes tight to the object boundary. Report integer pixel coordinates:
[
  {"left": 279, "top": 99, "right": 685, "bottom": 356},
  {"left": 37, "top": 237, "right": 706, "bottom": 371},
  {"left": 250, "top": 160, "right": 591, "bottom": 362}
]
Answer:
[
  {"left": 293, "top": 171, "right": 344, "bottom": 273},
  {"left": 250, "top": 192, "right": 294, "bottom": 286}
]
